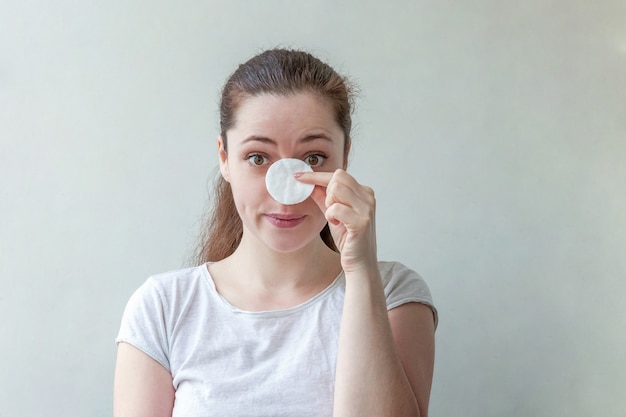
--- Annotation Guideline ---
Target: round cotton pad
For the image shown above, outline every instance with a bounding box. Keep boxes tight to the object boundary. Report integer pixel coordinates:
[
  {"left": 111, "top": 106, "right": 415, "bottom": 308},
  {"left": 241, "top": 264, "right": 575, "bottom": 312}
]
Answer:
[{"left": 265, "top": 158, "right": 314, "bottom": 205}]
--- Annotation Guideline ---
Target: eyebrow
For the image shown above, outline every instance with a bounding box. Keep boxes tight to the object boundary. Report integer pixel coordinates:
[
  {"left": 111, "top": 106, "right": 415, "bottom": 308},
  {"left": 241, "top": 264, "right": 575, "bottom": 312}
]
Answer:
[{"left": 241, "top": 133, "right": 334, "bottom": 145}]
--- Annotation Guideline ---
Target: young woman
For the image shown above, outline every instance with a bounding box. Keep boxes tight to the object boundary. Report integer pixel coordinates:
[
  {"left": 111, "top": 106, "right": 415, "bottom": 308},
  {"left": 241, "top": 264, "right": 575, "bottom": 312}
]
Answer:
[{"left": 114, "top": 48, "right": 437, "bottom": 417}]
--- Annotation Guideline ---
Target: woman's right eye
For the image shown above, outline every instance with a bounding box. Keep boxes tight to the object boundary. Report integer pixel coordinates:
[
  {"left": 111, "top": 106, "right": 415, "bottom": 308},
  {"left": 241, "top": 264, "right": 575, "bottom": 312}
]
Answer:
[{"left": 246, "top": 154, "right": 269, "bottom": 166}]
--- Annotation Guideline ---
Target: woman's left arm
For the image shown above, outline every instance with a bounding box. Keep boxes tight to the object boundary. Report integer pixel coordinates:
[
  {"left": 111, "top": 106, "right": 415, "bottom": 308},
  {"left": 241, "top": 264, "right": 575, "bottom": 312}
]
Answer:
[
  {"left": 389, "top": 301, "right": 436, "bottom": 415},
  {"left": 333, "top": 267, "right": 435, "bottom": 417},
  {"left": 296, "top": 170, "right": 436, "bottom": 417}
]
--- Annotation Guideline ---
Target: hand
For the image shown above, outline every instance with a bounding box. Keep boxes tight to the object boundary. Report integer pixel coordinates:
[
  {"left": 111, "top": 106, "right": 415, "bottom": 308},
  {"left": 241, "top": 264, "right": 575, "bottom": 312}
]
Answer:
[{"left": 295, "top": 169, "right": 378, "bottom": 272}]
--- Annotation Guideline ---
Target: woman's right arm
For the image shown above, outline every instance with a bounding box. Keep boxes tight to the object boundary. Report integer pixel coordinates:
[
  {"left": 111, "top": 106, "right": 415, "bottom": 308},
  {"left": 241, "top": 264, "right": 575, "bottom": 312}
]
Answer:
[{"left": 113, "top": 342, "right": 175, "bottom": 417}]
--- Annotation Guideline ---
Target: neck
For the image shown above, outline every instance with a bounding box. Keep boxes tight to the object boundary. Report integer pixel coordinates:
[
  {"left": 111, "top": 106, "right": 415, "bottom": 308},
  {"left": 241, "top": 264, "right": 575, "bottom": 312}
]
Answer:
[
  {"left": 207, "top": 229, "right": 342, "bottom": 311},
  {"left": 227, "top": 231, "right": 341, "bottom": 291}
]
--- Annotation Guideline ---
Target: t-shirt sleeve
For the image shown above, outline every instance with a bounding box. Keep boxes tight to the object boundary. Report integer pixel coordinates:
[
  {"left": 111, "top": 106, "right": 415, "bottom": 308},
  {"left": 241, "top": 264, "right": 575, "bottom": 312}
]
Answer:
[
  {"left": 381, "top": 261, "right": 438, "bottom": 329},
  {"left": 115, "top": 277, "right": 171, "bottom": 371}
]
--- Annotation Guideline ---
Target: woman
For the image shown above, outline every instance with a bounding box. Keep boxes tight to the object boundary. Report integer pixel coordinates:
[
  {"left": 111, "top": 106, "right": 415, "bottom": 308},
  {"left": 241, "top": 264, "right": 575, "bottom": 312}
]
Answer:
[{"left": 114, "top": 48, "right": 437, "bottom": 417}]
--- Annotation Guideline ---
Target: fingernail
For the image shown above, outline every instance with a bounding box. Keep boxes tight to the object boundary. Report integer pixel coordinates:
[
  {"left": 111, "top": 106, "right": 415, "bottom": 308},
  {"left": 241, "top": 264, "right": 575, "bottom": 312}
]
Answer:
[{"left": 293, "top": 172, "right": 304, "bottom": 178}]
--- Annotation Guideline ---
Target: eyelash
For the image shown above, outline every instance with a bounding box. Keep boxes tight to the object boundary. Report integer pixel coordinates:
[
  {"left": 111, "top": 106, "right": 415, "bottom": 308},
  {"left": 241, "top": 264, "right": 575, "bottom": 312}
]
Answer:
[{"left": 244, "top": 153, "right": 327, "bottom": 168}]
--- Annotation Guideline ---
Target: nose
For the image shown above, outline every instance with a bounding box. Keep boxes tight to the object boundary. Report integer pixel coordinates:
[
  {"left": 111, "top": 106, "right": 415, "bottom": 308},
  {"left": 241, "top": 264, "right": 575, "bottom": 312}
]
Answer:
[{"left": 265, "top": 158, "right": 314, "bottom": 205}]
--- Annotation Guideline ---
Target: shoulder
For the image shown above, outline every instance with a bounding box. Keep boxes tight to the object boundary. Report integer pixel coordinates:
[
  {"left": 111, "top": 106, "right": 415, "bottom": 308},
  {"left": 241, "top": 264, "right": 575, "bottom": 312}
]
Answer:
[
  {"left": 125, "top": 264, "right": 210, "bottom": 311},
  {"left": 378, "top": 261, "right": 438, "bottom": 328},
  {"left": 377, "top": 261, "right": 429, "bottom": 293},
  {"left": 116, "top": 267, "right": 207, "bottom": 370},
  {"left": 143, "top": 264, "right": 208, "bottom": 293},
  {"left": 116, "top": 264, "right": 213, "bottom": 362}
]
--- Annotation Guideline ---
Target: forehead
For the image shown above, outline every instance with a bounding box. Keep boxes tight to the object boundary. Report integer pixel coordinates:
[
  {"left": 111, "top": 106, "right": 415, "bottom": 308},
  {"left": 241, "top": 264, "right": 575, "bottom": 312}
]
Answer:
[{"left": 230, "top": 93, "right": 341, "bottom": 137}]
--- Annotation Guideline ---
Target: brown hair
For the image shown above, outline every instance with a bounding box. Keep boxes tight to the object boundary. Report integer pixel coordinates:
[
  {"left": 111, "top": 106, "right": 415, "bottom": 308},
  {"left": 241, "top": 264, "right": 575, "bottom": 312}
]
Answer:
[{"left": 193, "top": 48, "right": 355, "bottom": 264}]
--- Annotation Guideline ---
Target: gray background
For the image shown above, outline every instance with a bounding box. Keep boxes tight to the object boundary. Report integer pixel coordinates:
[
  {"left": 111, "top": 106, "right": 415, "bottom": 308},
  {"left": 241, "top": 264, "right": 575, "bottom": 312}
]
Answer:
[{"left": 1, "top": 1, "right": 625, "bottom": 416}]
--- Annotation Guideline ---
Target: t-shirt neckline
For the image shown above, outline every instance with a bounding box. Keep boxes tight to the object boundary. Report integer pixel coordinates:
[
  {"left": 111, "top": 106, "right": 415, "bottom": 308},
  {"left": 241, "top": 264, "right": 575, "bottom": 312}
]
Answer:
[{"left": 200, "top": 263, "right": 345, "bottom": 317}]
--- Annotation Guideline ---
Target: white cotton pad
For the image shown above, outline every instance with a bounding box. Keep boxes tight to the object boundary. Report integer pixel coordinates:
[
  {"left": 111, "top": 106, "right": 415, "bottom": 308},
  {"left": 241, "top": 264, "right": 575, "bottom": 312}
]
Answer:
[{"left": 265, "top": 158, "right": 314, "bottom": 205}]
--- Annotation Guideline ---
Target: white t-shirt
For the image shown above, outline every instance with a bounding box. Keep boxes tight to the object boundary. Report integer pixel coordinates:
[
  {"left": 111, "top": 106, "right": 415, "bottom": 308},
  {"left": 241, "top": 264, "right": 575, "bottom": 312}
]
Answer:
[{"left": 116, "top": 261, "right": 437, "bottom": 417}]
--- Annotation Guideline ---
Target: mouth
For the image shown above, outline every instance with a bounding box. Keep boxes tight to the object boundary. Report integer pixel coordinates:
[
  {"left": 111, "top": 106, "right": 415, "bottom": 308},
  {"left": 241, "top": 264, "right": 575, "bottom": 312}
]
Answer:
[{"left": 264, "top": 213, "right": 307, "bottom": 228}]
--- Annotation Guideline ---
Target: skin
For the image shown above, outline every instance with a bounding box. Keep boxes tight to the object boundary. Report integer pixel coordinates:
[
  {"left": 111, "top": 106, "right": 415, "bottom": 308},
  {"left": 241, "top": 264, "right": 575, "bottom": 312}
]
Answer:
[{"left": 114, "top": 92, "right": 435, "bottom": 417}]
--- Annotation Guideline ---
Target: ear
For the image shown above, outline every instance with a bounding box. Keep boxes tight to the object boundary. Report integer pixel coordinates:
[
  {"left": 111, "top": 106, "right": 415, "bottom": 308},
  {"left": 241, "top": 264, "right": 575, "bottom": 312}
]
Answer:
[{"left": 218, "top": 134, "right": 231, "bottom": 183}]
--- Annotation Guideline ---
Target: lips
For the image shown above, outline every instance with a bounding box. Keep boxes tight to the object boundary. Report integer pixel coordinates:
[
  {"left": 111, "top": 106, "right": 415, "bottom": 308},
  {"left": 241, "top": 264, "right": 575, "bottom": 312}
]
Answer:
[{"left": 265, "top": 213, "right": 307, "bottom": 228}]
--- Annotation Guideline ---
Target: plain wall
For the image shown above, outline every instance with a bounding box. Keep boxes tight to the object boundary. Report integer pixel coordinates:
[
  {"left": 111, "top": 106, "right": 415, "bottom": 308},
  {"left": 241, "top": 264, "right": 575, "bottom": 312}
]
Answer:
[{"left": 1, "top": 1, "right": 625, "bottom": 416}]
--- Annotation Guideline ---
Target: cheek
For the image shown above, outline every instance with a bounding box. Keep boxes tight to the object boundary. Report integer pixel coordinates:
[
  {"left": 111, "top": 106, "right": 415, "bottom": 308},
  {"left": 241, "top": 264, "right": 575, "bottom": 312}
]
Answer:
[
  {"left": 323, "top": 152, "right": 346, "bottom": 172},
  {"left": 229, "top": 170, "right": 268, "bottom": 204}
]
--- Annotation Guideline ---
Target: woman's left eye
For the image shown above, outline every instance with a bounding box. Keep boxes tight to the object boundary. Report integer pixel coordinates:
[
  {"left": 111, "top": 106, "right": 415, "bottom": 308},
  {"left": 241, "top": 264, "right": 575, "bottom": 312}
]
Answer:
[{"left": 304, "top": 154, "right": 326, "bottom": 167}]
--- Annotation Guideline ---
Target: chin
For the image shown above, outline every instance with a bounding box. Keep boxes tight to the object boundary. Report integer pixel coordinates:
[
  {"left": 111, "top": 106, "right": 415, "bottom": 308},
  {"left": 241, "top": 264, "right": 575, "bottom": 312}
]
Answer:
[
  {"left": 265, "top": 236, "right": 318, "bottom": 254},
  {"left": 242, "top": 216, "right": 328, "bottom": 254},
  {"left": 264, "top": 226, "right": 328, "bottom": 254}
]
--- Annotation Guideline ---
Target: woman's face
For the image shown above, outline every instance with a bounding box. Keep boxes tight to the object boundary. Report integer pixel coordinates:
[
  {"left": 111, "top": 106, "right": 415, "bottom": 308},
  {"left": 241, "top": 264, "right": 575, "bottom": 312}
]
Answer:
[{"left": 219, "top": 92, "right": 346, "bottom": 254}]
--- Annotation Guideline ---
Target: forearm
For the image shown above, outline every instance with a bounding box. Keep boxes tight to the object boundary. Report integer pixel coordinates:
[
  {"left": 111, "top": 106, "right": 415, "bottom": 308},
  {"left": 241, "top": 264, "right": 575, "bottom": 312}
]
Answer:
[{"left": 333, "top": 265, "right": 420, "bottom": 417}]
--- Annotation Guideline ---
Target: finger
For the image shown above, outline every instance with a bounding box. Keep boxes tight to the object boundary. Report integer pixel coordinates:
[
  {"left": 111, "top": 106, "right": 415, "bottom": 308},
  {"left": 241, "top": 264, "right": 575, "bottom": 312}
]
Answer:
[
  {"left": 325, "top": 180, "right": 361, "bottom": 209},
  {"left": 293, "top": 171, "right": 334, "bottom": 187},
  {"left": 325, "top": 202, "right": 373, "bottom": 231},
  {"left": 325, "top": 178, "right": 376, "bottom": 213}
]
